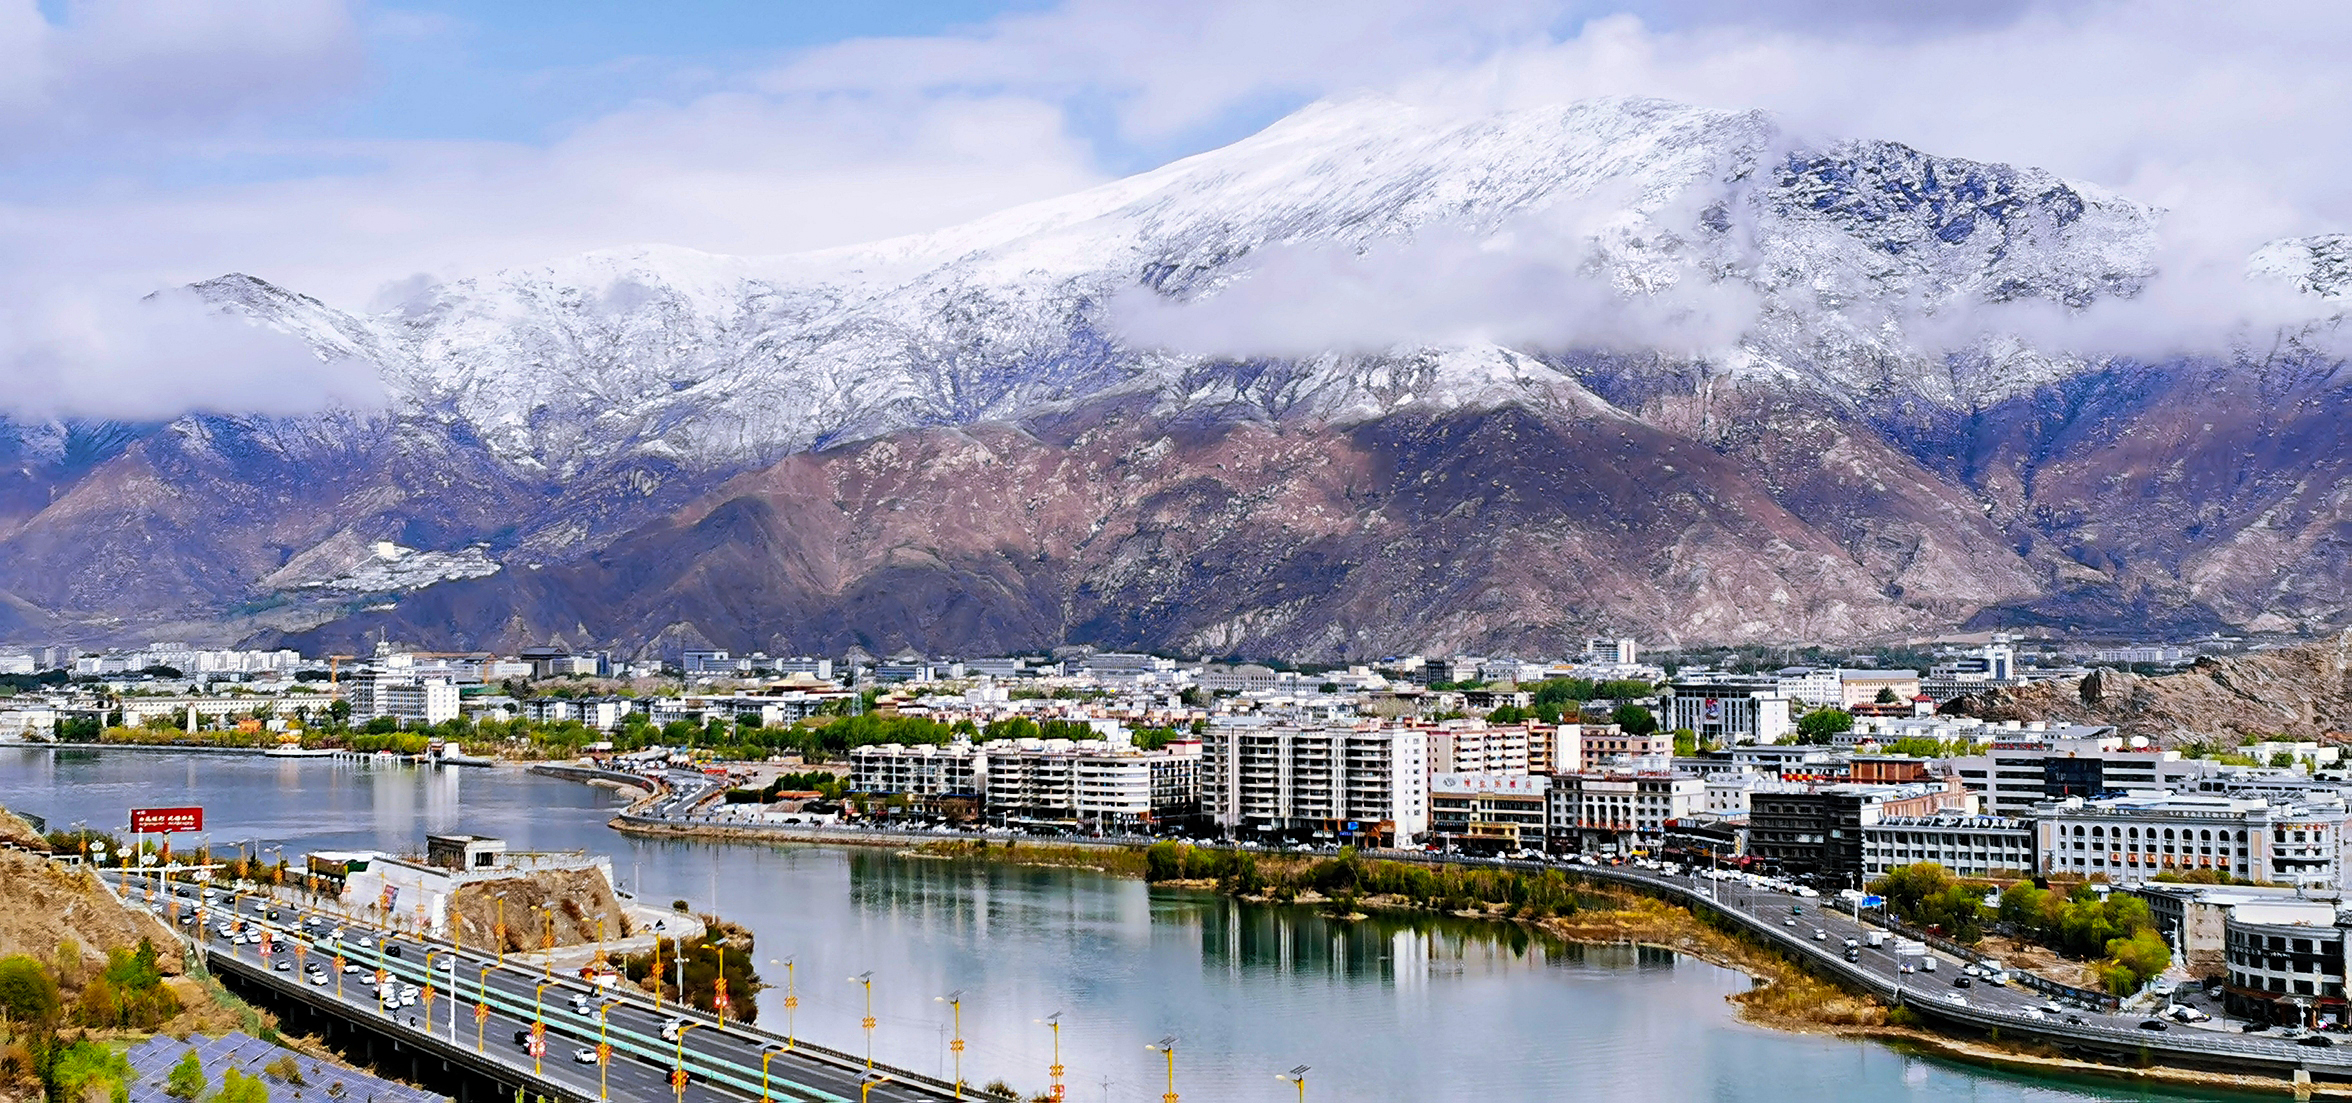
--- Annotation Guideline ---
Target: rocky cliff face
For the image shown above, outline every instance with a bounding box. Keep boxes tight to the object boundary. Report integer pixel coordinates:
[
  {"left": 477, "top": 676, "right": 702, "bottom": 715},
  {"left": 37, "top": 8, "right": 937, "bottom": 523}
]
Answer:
[
  {"left": 1951, "top": 635, "right": 2352, "bottom": 742},
  {"left": 2, "top": 95, "right": 2348, "bottom": 655}
]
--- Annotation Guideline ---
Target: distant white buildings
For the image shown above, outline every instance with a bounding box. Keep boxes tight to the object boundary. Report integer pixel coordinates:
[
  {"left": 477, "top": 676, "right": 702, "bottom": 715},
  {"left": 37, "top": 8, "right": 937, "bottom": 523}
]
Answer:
[
  {"left": 2034, "top": 791, "right": 2352, "bottom": 887},
  {"left": 346, "top": 671, "right": 460, "bottom": 727}
]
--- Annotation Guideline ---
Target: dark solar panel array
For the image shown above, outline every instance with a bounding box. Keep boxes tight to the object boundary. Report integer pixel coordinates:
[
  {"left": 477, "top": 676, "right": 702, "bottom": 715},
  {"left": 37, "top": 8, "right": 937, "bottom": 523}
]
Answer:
[{"left": 120, "top": 1032, "right": 446, "bottom": 1103}]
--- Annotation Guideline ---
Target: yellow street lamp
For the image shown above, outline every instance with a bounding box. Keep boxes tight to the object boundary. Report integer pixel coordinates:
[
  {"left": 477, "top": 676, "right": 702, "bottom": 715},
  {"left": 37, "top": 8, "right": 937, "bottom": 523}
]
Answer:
[
  {"left": 1040, "top": 1012, "right": 1065, "bottom": 1103},
  {"left": 1146, "top": 1036, "right": 1179, "bottom": 1103},
  {"left": 540, "top": 902, "right": 555, "bottom": 981},
  {"left": 532, "top": 980, "right": 554, "bottom": 1075},
  {"left": 475, "top": 965, "right": 496, "bottom": 1052},
  {"left": 1278, "top": 1065, "right": 1310, "bottom": 1103},
  {"left": 860, "top": 1072, "right": 893, "bottom": 1103},
  {"left": 423, "top": 951, "right": 444, "bottom": 1032},
  {"left": 759, "top": 1043, "right": 786, "bottom": 1103},
  {"left": 596, "top": 1002, "right": 614, "bottom": 1101},
  {"left": 935, "top": 991, "right": 965, "bottom": 1099},
  {"left": 777, "top": 957, "right": 799, "bottom": 1050},
  {"left": 852, "top": 972, "right": 876, "bottom": 1069},
  {"left": 493, "top": 892, "right": 509, "bottom": 966},
  {"left": 672, "top": 1021, "right": 699, "bottom": 1103}
]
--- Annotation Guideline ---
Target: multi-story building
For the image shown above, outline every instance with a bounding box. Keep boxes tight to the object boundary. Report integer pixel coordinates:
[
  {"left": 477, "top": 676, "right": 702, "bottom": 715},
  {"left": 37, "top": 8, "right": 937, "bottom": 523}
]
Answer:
[
  {"left": 1837, "top": 669, "right": 1923, "bottom": 709},
  {"left": 1582, "top": 638, "right": 1640, "bottom": 665},
  {"left": 1661, "top": 678, "right": 1792, "bottom": 744},
  {"left": 1950, "top": 734, "right": 2192, "bottom": 817},
  {"left": 1429, "top": 774, "right": 1550, "bottom": 853},
  {"left": 1545, "top": 772, "right": 1705, "bottom": 854},
  {"left": 346, "top": 671, "right": 460, "bottom": 726},
  {"left": 981, "top": 739, "right": 1203, "bottom": 829},
  {"left": 1748, "top": 782, "right": 1971, "bottom": 886},
  {"left": 1202, "top": 723, "right": 1429, "bottom": 846},
  {"left": 1922, "top": 637, "right": 2022, "bottom": 701},
  {"left": 2033, "top": 792, "right": 2352, "bottom": 887},
  {"left": 851, "top": 742, "right": 985, "bottom": 801},
  {"left": 1428, "top": 724, "right": 1531, "bottom": 776},
  {"left": 1580, "top": 725, "right": 1670, "bottom": 765},
  {"left": 2222, "top": 901, "right": 2352, "bottom": 1024},
  {"left": 1861, "top": 815, "right": 2035, "bottom": 878},
  {"left": 1769, "top": 667, "right": 1842, "bottom": 707}
]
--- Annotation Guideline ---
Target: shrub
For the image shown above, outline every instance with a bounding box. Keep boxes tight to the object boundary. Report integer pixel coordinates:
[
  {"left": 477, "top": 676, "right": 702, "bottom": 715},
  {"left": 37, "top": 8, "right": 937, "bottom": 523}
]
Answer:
[{"left": 0, "top": 956, "right": 59, "bottom": 1022}]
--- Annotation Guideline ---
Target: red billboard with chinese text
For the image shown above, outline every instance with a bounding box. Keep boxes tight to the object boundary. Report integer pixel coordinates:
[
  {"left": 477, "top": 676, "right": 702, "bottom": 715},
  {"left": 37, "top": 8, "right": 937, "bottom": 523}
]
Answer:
[{"left": 129, "top": 807, "right": 203, "bottom": 833}]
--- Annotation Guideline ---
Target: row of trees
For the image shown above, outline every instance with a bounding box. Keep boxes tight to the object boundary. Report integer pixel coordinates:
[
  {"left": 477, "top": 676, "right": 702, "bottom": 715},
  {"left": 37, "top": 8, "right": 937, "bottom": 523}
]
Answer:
[
  {"left": 0, "top": 940, "right": 185, "bottom": 1102},
  {"left": 1869, "top": 863, "right": 2172, "bottom": 994},
  {"left": 1142, "top": 843, "right": 1608, "bottom": 917}
]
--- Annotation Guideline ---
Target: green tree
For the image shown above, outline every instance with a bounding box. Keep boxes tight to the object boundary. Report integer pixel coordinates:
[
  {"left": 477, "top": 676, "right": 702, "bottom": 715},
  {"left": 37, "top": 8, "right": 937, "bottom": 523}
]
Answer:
[
  {"left": 216, "top": 1065, "right": 269, "bottom": 1103},
  {"left": 1795, "top": 708, "right": 1853, "bottom": 745},
  {"left": 1672, "top": 729, "right": 1699, "bottom": 757},
  {"left": 165, "top": 1050, "right": 206, "bottom": 1099},
  {"left": 0, "top": 954, "right": 58, "bottom": 1021},
  {"left": 1874, "top": 687, "right": 1901, "bottom": 704},
  {"left": 1610, "top": 704, "right": 1657, "bottom": 736}
]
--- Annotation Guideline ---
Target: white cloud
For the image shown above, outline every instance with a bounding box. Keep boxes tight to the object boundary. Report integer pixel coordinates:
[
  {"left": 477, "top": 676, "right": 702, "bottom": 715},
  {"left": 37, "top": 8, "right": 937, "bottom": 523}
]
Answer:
[{"left": 0, "top": 288, "right": 382, "bottom": 421}]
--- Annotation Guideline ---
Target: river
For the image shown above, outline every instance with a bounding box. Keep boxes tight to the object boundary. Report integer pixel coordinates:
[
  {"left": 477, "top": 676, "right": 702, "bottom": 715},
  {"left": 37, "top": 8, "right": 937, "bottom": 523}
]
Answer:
[{"left": 0, "top": 747, "right": 2270, "bottom": 1103}]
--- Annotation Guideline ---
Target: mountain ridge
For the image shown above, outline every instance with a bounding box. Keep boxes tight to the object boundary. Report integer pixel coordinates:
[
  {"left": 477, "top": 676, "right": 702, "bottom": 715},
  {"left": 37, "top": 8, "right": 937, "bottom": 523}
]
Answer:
[{"left": 0, "top": 93, "right": 2345, "bottom": 655}]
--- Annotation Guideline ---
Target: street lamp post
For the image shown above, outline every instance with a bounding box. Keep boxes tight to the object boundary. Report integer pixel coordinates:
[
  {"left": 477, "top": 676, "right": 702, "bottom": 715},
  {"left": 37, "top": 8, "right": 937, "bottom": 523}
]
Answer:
[
  {"left": 475, "top": 965, "right": 496, "bottom": 1051},
  {"left": 860, "top": 1072, "right": 892, "bottom": 1103},
  {"left": 935, "top": 991, "right": 964, "bottom": 1098},
  {"left": 1146, "top": 1036, "right": 1179, "bottom": 1103},
  {"left": 760, "top": 1043, "right": 785, "bottom": 1103},
  {"left": 672, "top": 1021, "right": 699, "bottom": 1103},
  {"left": 532, "top": 980, "right": 554, "bottom": 1075},
  {"left": 1278, "top": 1065, "right": 1309, "bottom": 1103},
  {"left": 540, "top": 902, "right": 555, "bottom": 981},
  {"left": 853, "top": 971, "right": 876, "bottom": 1069},
  {"left": 778, "top": 957, "right": 798, "bottom": 1049},
  {"left": 423, "top": 951, "right": 442, "bottom": 1032},
  {"left": 597, "top": 1003, "right": 614, "bottom": 1101},
  {"left": 493, "top": 892, "right": 508, "bottom": 966},
  {"left": 1040, "top": 1012, "right": 1065, "bottom": 1103}
]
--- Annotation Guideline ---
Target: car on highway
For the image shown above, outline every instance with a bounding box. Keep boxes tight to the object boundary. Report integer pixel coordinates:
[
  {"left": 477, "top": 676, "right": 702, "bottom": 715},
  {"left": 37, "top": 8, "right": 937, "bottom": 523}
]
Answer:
[
  {"left": 1951, "top": 976, "right": 1971, "bottom": 989},
  {"left": 273, "top": 959, "right": 291, "bottom": 972},
  {"left": 1812, "top": 929, "right": 1827, "bottom": 941},
  {"left": 2303, "top": 1035, "right": 2337, "bottom": 1048},
  {"left": 307, "top": 973, "right": 328, "bottom": 987},
  {"left": 386, "top": 944, "right": 402, "bottom": 958},
  {"left": 573, "top": 1047, "right": 598, "bottom": 1064},
  {"left": 1942, "top": 993, "right": 1966, "bottom": 1006},
  {"left": 661, "top": 1019, "right": 686, "bottom": 1042},
  {"left": 342, "top": 963, "right": 363, "bottom": 974},
  {"left": 2138, "top": 1019, "right": 2169, "bottom": 1031}
]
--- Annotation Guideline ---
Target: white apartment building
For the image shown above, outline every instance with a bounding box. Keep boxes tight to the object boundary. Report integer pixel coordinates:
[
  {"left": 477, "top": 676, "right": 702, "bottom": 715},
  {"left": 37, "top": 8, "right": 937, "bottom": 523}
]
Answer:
[
  {"left": 1428, "top": 724, "right": 1531, "bottom": 776},
  {"left": 1202, "top": 723, "right": 1428, "bottom": 845},
  {"left": 1837, "top": 669, "right": 1923, "bottom": 708},
  {"left": 1581, "top": 725, "right": 1671, "bottom": 764},
  {"left": 1770, "top": 667, "right": 1842, "bottom": 707},
  {"left": 1703, "top": 770, "right": 1767, "bottom": 816},
  {"left": 850, "top": 742, "right": 985, "bottom": 800},
  {"left": 360, "top": 676, "right": 460, "bottom": 726},
  {"left": 1950, "top": 734, "right": 2193, "bottom": 817},
  {"left": 1545, "top": 772, "right": 1705, "bottom": 853},
  {"left": 1661, "top": 679, "right": 1793, "bottom": 744},
  {"left": 1862, "top": 815, "right": 2035, "bottom": 878},
  {"left": 2035, "top": 793, "right": 2352, "bottom": 887}
]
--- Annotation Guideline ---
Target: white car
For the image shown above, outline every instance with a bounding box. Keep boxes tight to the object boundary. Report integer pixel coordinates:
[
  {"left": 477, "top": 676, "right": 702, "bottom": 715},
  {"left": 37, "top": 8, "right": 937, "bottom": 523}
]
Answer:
[
  {"left": 661, "top": 1020, "right": 685, "bottom": 1041},
  {"left": 1943, "top": 993, "right": 1967, "bottom": 1006},
  {"left": 573, "top": 1047, "right": 599, "bottom": 1064},
  {"left": 307, "top": 973, "right": 329, "bottom": 987}
]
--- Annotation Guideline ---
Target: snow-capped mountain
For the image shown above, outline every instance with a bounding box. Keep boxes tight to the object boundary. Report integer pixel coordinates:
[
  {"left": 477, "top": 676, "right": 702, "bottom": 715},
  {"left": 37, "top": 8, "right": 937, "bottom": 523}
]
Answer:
[
  {"left": 4, "top": 94, "right": 2348, "bottom": 657},
  {"left": 206, "top": 95, "right": 2159, "bottom": 472}
]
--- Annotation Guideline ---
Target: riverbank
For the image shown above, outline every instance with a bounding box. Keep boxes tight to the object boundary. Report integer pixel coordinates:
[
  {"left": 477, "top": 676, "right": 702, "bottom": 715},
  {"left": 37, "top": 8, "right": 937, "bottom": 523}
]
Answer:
[{"left": 620, "top": 821, "right": 2342, "bottom": 1097}]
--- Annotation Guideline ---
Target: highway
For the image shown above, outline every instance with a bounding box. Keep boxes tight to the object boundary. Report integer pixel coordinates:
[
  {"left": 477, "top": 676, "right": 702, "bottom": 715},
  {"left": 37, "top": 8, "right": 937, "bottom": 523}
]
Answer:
[{"left": 116, "top": 874, "right": 955, "bottom": 1103}]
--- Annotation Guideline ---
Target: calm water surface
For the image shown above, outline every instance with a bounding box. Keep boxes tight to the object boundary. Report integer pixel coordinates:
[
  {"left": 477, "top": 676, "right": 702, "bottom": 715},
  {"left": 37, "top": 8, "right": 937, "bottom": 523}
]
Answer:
[{"left": 0, "top": 748, "right": 2265, "bottom": 1103}]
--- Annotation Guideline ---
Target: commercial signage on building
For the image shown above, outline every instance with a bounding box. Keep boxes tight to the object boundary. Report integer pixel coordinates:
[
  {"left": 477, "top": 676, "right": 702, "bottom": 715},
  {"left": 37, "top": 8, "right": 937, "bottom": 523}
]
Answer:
[{"left": 129, "top": 806, "right": 202, "bottom": 833}]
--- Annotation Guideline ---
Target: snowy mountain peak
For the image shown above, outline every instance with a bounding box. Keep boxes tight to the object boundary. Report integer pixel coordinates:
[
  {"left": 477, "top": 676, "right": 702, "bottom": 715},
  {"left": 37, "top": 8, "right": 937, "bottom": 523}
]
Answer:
[{"left": 198, "top": 94, "right": 2189, "bottom": 477}]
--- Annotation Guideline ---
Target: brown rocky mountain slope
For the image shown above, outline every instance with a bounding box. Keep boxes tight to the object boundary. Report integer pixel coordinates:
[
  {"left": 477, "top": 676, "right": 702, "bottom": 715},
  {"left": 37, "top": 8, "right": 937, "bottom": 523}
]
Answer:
[
  {"left": 280, "top": 393, "right": 2073, "bottom": 661},
  {"left": 1951, "top": 632, "right": 2352, "bottom": 743}
]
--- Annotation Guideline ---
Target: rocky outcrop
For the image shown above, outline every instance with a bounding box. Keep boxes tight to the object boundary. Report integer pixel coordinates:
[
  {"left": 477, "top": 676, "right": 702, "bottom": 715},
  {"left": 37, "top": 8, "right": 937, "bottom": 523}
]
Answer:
[{"left": 1948, "top": 633, "right": 2352, "bottom": 743}]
